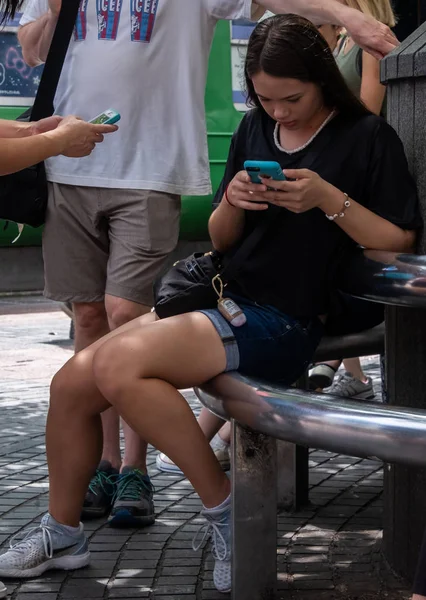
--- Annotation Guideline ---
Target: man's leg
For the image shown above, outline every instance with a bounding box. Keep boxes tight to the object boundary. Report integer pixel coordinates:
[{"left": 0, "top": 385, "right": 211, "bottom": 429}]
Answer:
[
  {"left": 42, "top": 183, "right": 121, "bottom": 519},
  {"left": 103, "top": 295, "right": 154, "bottom": 526},
  {"left": 102, "top": 189, "right": 181, "bottom": 526}
]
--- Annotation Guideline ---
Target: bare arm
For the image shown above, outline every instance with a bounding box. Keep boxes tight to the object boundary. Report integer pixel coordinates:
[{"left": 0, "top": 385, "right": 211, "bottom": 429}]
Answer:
[
  {"left": 0, "top": 133, "right": 63, "bottom": 175},
  {"left": 254, "top": 0, "right": 398, "bottom": 58},
  {"left": 0, "top": 119, "right": 32, "bottom": 139},
  {"left": 0, "top": 117, "right": 118, "bottom": 176},
  {"left": 360, "top": 51, "right": 386, "bottom": 116},
  {"left": 18, "top": 8, "right": 59, "bottom": 66},
  {"left": 208, "top": 197, "right": 246, "bottom": 253},
  {"left": 209, "top": 170, "right": 271, "bottom": 252},
  {"left": 267, "top": 169, "right": 416, "bottom": 253},
  {"left": 317, "top": 183, "right": 415, "bottom": 253}
]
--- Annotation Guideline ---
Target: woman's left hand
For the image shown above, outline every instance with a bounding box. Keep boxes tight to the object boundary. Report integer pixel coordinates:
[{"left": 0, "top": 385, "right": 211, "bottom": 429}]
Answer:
[
  {"left": 30, "top": 116, "right": 64, "bottom": 135},
  {"left": 260, "top": 168, "right": 336, "bottom": 214}
]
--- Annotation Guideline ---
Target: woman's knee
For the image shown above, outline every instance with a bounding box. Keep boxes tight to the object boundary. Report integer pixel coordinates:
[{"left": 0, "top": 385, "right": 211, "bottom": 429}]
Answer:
[
  {"left": 92, "top": 339, "right": 130, "bottom": 403},
  {"left": 50, "top": 359, "right": 85, "bottom": 413}
]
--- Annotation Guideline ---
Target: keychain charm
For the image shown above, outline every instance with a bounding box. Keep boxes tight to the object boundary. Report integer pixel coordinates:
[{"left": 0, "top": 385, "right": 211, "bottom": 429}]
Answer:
[
  {"left": 218, "top": 297, "right": 247, "bottom": 327},
  {"left": 212, "top": 275, "right": 247, "bottom": 327}
]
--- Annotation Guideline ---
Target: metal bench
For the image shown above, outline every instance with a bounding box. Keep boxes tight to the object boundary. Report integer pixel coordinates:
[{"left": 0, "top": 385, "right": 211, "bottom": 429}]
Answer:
[{"left": 195, "top": 250, "right": 426, "bottom": 600}]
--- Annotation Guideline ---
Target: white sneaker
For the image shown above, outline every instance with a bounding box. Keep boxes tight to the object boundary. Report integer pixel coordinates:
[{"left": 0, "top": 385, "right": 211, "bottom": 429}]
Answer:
[
  {"left": 0, "top": 581, "right": 6, "bottom": 598},
  {"left": 0, "top": 514, "right": 90, "bottom": 578},
  {"left": 193, "top": 498, "right": 232, "bottom": 593},
  {"left": 156, "top": 442, "right": 230, "bottom": 474}
]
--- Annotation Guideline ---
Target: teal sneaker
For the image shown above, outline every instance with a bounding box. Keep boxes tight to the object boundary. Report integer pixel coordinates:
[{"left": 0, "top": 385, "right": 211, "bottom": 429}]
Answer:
[
  {"left": 81, "top": 460, "right": 118, "bottom": 520},
  {"left": 108, "top": 467, "right": 155, "bottom": 528}
]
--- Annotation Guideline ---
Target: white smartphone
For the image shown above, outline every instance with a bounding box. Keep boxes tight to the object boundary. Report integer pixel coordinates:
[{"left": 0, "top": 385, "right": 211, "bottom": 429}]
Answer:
[{"left": 89, "top": 109, "right": 121, "bottom": 125}]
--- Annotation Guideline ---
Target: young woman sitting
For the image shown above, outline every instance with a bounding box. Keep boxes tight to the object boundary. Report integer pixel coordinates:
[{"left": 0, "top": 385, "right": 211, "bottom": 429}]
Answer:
[{"left": 0, "top": 14, "right": 420, "bottom": 595}]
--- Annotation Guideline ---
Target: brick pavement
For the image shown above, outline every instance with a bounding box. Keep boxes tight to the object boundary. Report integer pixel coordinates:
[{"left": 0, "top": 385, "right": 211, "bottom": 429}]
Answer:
[{"left": 0, "top": 295, "right": 412, "bottom": 600}]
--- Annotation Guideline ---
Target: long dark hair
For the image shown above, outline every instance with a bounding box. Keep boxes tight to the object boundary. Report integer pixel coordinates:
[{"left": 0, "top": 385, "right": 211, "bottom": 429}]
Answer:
[
  {"left": 1, "top": 0, "right": 23, "bottom": 25},
  {"left": 245, "top": 14, "right": 370, "bottom": 119}
]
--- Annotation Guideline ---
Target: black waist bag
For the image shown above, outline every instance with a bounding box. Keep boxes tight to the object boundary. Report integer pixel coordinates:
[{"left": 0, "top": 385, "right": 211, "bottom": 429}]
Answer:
[
  {"left": 154, "top": 252, "right": 223, "bottom": 319},
  {"left": 0, "top": 0, "right": 80, "bottom": 227},
  {"left": 154, "top": 208, "right": 280, "bottom": 320}
]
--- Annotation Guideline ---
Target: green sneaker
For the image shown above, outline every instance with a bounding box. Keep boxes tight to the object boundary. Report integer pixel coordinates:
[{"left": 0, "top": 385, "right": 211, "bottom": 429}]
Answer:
[
  {"left": 108, "top": 467, "right": 155, "bottom": 528},
  {"left": 81, "top": 461, "right": 118, "bottom": 520}
]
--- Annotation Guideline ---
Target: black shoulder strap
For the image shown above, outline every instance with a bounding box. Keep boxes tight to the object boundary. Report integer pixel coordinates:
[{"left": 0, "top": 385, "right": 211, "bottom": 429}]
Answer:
[
  {"left": 221, "top": 119, "right": 336, "bottom": 281},
  {"left": 30, "top": 0, "right": 81, "bottom": 121}
]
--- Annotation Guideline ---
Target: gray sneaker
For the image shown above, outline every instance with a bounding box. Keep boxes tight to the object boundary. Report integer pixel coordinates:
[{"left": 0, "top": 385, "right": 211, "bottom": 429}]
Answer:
[
  {"left": 0, "top": 514, "right": 89, "bottom": 578},
  {"left": 327, "top": 371, "right": 375, "bottom": 400},
  {"left": 0, "top": 581, "right": 6, "bottom": 598},
  {"left": 193, "top": 498, "right": 231, "bottom": 593},
  {"left": 108, "top": 468, "right": 155, "bottom": 528}
]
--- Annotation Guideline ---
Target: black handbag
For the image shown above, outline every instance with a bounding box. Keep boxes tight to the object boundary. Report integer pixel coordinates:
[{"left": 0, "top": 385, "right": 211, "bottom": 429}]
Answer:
[
  {"left": 0, "top": 0, "right": 81, "bottom": 228},
  {"left": 154, "top": 208, "right": 279, "bottom": 319}
]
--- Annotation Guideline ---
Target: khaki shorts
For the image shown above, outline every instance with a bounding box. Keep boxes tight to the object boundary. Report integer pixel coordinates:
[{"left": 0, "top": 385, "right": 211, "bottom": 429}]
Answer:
[{"left": 43, "top": 183, "right": 181, "bottom": 306}]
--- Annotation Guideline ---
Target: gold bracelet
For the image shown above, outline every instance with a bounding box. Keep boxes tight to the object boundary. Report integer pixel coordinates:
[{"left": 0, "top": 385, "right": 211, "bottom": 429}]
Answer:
[{"left": 325, "top": 193, "right": 351, "bottom": 221}]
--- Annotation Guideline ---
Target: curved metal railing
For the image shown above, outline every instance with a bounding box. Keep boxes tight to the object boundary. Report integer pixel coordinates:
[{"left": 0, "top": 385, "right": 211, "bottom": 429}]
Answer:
[{"left": 195, "top": 250, "right": 426, "bottom": 467}]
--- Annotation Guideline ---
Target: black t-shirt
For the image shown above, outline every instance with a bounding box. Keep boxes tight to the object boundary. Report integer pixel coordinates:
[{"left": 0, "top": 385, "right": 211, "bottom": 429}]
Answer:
[{"left": 214, "top": 109, "right": 422, "bottom": 318}]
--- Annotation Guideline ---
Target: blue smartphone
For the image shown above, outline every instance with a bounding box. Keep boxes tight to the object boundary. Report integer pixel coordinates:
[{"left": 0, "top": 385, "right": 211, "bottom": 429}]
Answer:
[
  {"left": 89, "top": 109, "right": 121, "bottom": 125},
  {"left": 244, "top": 160, "right": 286, "bottom": 185}
]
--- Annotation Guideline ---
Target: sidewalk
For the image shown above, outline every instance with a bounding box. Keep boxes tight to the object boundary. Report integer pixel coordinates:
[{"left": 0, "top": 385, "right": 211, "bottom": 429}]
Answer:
[{"left": 0, "top": 297, "right": 411, "bottom": 599}]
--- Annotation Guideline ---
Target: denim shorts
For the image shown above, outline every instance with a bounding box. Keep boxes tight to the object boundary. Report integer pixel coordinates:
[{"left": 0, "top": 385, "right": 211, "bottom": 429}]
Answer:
[{"left": 197, "top": 293, "right": 324, "bottom": 385}]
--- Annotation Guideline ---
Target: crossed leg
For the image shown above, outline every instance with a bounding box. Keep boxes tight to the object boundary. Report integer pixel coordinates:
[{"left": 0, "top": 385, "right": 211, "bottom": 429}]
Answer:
[{"left": 47, "top": 311, "right": 231, "bottom": 526}]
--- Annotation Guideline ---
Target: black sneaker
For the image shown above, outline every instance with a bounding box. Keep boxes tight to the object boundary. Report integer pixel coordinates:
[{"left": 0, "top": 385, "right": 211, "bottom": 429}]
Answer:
[
  {"left": 108, "top": 467, "right": 155, "bottom": 528},
  {"left": 81, "top": 460, "right": 118, "bottom": 520}
]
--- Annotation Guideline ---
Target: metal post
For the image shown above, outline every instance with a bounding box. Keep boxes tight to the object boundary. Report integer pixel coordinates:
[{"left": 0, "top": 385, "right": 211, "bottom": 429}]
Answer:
[
  {"left": 232, "top": 420, "right": 277, "bottom": 600},
  {"left": 382, "top": 23, "right": 426, "bottom": 582},
  {"left": 276, "top": 374, "right": 310, "bottom": 511}
]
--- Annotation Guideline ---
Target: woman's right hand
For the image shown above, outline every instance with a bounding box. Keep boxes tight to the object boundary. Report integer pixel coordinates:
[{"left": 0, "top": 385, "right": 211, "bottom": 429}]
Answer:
[
  {"left": 226, "top": 171, "right": 269, "bottom": 211},
  {"left": 51, "top": 116, "right": 118, "bottom": 158}
]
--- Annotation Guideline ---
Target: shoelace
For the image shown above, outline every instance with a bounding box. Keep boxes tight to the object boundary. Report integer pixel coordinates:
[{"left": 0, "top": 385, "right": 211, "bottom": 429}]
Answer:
[
  {"left": 113, "top": 470, "right": 154, "bottom": 502},
  {"left": 9, "top": 524, "right": 57, "bottom": 559},
  {"left": 192, "top": 517, "right": 229, "bottom": 561},
  {"left": 88, "top": 470, "right": 118, "bottom": 497},
  {"left": 332, "top": 373, "right": 354, "bottom": 390}
]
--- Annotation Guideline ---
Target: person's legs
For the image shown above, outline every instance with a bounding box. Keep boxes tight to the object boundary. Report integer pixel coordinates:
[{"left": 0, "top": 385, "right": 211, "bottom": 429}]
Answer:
[
  {"left": 105, "top": 294, "right": 151, "bottom": 473},
  {"left": 342, "top": 357, "right": 367, "bottom": 382},
  {"left": 102, "top": 189, "right": 181, "bottom": 526},
  {"left": 198, "top": 407, "right": 227, "bottom": 440},
  {"left": 0, "top": 312, "right": 231, "bottom": 591},
  {"left": 43, "top": 183, "right": 125, "bottom": 518},
  {"left": 156, "top": 407, "right": 230, "bottom": 474}
]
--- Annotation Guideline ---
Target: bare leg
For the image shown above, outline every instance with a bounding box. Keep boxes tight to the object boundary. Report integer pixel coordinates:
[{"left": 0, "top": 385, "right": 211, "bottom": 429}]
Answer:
[
  {"left": 73, "top": 301, "right": 122, "bottom": 469},
  {"left": 413, "top": 595, "right": 426, "bottom": 599},
  {"left": 48, "top": 313, "right": 156, "bottom": 526},
  {"left": 121, "top": 420, "right": 148, "bottom": 473},
  {"left": 47, "top": 312, "right": 229, "bottom": 527},
  {"left": 342, "top": 357, "right": 368, "bottom": 382},
  {"left": 218, "top": 421, "right": 231, "bottom": 444},
  {"left": 105, "top": 295, "right": 152, "bottom": 473},
  {"left": 198, "top": 407, "right": 226, "bottom": 441}
]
